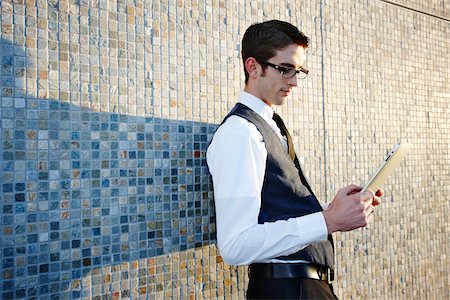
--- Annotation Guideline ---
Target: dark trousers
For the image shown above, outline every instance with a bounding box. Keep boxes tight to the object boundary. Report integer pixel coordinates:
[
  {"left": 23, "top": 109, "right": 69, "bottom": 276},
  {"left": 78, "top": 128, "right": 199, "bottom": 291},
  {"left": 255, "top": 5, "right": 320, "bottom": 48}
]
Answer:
[{"left": 246, "top": 277, "right": 339, "bottom": 300}]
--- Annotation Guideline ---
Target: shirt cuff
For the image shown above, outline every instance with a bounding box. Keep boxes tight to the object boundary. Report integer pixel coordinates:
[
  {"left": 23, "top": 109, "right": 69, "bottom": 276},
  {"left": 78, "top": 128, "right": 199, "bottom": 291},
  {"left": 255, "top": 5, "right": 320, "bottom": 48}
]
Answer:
[{"left": 294, "top": 211, "right": 329, "bottom": 245}]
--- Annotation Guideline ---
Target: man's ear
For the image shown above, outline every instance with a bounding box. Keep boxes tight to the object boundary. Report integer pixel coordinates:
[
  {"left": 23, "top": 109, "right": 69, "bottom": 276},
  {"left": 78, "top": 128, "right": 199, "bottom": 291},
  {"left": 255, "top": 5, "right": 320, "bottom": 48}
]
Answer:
[{"left": 244, "top": 57, "right": 259, "bottom": 80}]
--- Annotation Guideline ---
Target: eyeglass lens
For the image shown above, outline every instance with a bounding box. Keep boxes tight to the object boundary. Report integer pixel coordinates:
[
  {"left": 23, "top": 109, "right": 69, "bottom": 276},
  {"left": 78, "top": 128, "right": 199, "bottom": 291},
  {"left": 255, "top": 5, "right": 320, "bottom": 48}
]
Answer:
[{"left": 283, "top": 69, "right": 307, "bottom": 79}]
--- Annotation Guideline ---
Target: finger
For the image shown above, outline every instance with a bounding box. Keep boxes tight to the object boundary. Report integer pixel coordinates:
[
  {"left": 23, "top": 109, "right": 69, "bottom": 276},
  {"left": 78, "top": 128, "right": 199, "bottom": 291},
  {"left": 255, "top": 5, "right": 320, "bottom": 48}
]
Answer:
[
  {"left": 360, "top": 191, "right": 375, "bottom": 203},
  {"left": 364, "top": 205, "right": 375, "bottom": 220},
  {"left": 372, "top": 196, "right": 381, "bottom": 206},
  {"left": 363, "top": 198, "right": 374, "bottom": 210},
  {"left": 366, "top": 212, "right": 374, "bottom": 225},
  {"left": 375, "top": 189, "right": 384, "bottom": 197}
]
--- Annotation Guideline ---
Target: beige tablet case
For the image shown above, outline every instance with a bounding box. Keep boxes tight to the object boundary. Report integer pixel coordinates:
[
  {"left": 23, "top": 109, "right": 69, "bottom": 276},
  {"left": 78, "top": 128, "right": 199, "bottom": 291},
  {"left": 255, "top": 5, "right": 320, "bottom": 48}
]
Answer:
[{"left": 362, "top": 143, "right": 412, "bottom": 193}]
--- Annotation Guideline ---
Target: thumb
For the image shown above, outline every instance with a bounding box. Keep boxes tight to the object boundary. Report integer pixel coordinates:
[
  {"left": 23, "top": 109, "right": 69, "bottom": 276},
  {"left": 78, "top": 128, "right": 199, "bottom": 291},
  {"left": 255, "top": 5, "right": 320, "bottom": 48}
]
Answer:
[{"left": 341, "top": 184, "right": 362, "bottom": 196}]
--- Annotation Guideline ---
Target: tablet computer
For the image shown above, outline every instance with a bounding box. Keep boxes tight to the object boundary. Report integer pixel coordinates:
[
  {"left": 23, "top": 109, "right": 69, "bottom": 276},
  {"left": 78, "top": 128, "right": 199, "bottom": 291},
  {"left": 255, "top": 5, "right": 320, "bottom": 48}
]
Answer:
[{"left": 362, "top": 143, "right": 412, "bottom": 193}]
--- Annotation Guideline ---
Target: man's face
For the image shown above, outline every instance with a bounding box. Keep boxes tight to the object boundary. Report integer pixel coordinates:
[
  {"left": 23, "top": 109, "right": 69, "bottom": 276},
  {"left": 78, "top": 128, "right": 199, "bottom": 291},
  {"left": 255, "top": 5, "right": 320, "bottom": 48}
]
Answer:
[{"left": 254, "top": 44, "right": 306, "bottom": 107}]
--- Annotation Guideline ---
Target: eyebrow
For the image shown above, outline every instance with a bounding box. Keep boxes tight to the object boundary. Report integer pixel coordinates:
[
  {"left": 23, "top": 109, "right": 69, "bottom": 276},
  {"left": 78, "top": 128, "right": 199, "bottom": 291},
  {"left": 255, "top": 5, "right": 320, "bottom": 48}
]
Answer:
[{"left": 279, "top": 63, "right": 298, "bottom": 69}]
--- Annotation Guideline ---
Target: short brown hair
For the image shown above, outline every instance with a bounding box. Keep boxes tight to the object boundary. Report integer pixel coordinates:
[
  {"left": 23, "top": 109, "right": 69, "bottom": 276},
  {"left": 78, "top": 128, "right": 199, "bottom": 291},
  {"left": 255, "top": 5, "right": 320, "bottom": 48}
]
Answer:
[{"left": 241, "top": 20, "right": 309, "bottom": 83}]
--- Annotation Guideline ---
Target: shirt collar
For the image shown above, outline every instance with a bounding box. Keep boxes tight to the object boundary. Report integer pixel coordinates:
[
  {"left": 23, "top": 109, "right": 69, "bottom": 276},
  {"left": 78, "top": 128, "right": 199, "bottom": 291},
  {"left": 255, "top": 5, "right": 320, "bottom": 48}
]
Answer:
[{"left": 237, "top": 91, "right": 274, "bottom": 122}]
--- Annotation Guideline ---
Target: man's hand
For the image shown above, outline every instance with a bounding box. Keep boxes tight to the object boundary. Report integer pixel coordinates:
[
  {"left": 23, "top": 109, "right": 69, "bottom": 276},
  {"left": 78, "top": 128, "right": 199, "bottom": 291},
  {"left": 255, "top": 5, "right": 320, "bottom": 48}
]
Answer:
[{"left": 322, "top": 185, "right": 383, "bottom": 234}]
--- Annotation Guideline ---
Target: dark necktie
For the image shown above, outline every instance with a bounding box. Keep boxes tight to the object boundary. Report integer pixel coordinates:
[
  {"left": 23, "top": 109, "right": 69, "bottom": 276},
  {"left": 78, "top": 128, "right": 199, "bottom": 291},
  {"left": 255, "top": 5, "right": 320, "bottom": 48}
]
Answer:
[{"left": 272, "top": 112, "right": 296, "bottom": 161}]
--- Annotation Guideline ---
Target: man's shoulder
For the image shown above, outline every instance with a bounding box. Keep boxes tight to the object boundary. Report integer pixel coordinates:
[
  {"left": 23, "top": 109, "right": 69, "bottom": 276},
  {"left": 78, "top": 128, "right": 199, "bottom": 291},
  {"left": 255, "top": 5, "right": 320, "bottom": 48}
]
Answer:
[
  {"left": 208, "top": 114, "right": 266, "bottom": 161},
  {"left": 220, "top": 114, "right": 259, "bottom": 134},
  {"left": 210, "top": 115, "right": 262, "bottom": 147}
]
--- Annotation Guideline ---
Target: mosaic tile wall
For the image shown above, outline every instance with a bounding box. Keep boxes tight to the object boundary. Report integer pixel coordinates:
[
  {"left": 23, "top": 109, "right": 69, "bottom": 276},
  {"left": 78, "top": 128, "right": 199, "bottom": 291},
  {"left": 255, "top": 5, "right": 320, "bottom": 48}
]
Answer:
[
  {"left": 381, "top": 0, "right": 450, "bottom": 18},
  {"left": 1, "top": 0, "right": 448, "bottom": 299}
]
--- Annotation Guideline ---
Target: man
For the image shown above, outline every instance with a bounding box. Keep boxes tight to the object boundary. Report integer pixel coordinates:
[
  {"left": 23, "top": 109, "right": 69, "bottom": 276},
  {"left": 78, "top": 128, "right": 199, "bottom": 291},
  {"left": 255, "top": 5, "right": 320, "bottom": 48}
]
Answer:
[{"left": 207, "top": 20, "right": 382, "bottom": 299}]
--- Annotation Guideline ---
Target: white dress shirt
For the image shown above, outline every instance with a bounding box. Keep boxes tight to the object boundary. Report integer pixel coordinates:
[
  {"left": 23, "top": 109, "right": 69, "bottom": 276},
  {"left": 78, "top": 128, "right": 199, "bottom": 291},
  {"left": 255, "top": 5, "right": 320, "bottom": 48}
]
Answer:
[{"left": 207, "top": 91, "right": 329, "bottom": 266}]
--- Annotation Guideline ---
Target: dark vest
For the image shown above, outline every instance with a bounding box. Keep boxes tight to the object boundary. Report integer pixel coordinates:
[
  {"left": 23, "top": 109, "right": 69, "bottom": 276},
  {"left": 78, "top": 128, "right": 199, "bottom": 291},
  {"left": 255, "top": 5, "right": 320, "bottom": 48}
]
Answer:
[{"left": 222, "top": 103, "right": 334, "bottom": 269}]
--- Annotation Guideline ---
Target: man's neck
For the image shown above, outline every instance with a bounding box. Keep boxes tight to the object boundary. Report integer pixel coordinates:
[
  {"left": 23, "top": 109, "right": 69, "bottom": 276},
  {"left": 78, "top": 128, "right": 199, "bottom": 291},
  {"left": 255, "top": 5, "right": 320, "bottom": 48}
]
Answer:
[{"left": 243, "top": 86, "right": 273, "bottom": 108}]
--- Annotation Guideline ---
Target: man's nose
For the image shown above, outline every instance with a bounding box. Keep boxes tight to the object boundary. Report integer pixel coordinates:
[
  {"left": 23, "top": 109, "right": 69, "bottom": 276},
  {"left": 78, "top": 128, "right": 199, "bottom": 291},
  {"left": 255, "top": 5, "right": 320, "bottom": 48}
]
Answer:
[{"left": 287, "top": 75, "right": 298, "bottom": 87}]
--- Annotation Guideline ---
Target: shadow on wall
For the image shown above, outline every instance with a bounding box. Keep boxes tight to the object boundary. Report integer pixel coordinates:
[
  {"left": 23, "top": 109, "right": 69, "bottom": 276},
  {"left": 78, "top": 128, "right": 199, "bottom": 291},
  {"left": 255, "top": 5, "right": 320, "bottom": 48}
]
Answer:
[{"left": 1, "top": 38, "right": 218, "bottom": 298}]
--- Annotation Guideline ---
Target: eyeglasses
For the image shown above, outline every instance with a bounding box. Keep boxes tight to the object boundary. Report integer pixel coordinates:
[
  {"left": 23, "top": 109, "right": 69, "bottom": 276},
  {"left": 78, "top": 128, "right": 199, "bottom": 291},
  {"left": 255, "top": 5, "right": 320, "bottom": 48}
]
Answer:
[{"left": 262, "top": 61, "right": 309, "bottom": 79}]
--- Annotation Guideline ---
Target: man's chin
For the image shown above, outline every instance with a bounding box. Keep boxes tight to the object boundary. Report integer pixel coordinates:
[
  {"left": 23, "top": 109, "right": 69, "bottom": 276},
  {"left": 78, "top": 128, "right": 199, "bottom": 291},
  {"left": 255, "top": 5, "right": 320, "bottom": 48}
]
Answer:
[
  {"left": 278, "top": 97, "right": 288, "bottom": 105},
  {"left": 265, "top": 96, "right": 287, "bottom": 106}
]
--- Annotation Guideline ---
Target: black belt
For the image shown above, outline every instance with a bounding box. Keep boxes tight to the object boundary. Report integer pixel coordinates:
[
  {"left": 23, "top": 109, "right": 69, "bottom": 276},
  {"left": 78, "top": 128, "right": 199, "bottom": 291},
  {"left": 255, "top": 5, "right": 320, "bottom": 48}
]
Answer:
[{"left": 249, "top": 263, "right": 334, "bottom": 284}]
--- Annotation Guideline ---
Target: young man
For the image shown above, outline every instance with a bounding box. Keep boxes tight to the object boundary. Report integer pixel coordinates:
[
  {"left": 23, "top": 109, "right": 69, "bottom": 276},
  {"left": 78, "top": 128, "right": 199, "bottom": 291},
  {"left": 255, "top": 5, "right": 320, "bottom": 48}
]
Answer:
[{"left": 207, "top": 20, "right": 382, "bottom": 299}]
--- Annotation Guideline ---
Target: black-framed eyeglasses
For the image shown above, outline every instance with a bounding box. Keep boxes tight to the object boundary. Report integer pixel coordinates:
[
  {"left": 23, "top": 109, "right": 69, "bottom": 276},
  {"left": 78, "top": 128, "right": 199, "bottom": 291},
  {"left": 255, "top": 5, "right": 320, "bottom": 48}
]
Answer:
[{"left": 262, "top": 61, "right": 309, "bottom": 79}]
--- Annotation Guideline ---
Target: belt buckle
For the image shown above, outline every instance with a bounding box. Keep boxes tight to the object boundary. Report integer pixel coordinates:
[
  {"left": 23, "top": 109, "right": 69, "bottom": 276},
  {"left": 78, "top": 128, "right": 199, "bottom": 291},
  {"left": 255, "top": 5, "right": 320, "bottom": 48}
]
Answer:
[{"left": 326, "top": 268, "right": 334, "bottom": 284}]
